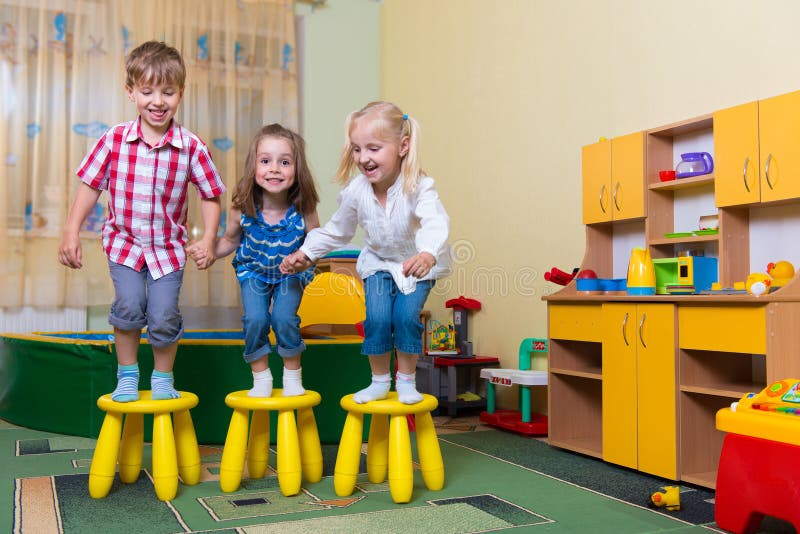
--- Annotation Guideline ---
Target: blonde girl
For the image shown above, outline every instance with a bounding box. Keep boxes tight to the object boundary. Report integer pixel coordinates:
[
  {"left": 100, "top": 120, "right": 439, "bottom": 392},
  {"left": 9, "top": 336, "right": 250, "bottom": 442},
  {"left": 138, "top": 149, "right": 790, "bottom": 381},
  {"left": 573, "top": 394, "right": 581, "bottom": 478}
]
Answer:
[{"left": 281, "top": 101, "right": 451, "bottom": 404}]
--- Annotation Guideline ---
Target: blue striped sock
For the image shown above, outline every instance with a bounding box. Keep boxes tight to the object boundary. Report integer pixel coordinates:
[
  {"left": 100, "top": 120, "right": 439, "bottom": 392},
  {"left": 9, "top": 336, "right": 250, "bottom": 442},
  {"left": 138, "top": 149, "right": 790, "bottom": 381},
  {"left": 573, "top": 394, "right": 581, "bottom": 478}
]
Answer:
[
  {"left": 112, "top": 363, "right": 140, "bottom": 402},
  {"left": 151, "top": 370, "right": 180, "bottom": 400}
]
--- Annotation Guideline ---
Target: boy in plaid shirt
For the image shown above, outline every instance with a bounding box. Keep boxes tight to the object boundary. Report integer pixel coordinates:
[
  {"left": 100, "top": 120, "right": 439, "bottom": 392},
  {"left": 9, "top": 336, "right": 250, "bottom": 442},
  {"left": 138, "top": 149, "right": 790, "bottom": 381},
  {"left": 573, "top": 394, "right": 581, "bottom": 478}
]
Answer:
[{"left": 58, "top": 41, "right": 226, "bottom": 402}]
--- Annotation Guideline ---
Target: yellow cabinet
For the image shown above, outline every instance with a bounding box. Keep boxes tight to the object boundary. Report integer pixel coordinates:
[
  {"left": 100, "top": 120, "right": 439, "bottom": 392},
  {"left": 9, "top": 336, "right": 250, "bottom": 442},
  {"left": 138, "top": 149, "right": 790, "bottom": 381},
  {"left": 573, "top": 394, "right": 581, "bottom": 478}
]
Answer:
[
  {"left": 715, "top": 90, "right": 800, "bottom": 207},
  {"left": 601, "top": 303, "right": 677, "bottom": 479},
  {"left": 582, "top": 132, "right": 645, "bottom": 224}
]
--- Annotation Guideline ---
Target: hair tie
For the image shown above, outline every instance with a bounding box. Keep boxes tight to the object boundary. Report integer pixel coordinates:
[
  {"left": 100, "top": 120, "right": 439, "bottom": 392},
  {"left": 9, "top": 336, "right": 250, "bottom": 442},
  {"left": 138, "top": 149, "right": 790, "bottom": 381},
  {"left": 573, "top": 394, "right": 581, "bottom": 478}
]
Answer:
[{"left": 402, "top": 114, "right": 408, "bottom": 121}]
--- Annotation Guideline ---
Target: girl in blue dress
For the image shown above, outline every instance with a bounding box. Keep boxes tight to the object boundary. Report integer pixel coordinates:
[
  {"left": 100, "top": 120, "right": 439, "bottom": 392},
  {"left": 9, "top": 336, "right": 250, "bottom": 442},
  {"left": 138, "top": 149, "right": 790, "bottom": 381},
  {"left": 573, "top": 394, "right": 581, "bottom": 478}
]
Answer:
[{"left": 191, "top": 124, "right": 319, "bottom": 397}]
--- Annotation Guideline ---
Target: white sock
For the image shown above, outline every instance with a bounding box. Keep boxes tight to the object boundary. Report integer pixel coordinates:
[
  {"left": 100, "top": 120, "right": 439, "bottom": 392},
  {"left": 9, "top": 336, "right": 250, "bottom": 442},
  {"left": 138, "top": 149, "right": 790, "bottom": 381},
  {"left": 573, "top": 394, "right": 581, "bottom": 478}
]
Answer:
[
  {"left": 282, "top": 367, "right": 305, "bottom": 397},
  {"left": 395, "top": 371, "right": 423, "bottom": 404},
  {"left": 248, "top": 368, "right": 273, "bottom": 397},
  {"left": 353, "top": 373, "right": 391, "bottom": 404}
]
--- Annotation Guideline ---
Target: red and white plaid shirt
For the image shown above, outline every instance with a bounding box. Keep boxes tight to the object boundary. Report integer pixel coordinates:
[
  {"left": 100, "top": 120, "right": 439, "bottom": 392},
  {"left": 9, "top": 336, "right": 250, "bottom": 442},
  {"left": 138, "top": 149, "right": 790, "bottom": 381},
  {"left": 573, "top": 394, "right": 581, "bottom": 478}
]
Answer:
[{"left": 77, "top": 118, "right": 226, "bottom": 279}]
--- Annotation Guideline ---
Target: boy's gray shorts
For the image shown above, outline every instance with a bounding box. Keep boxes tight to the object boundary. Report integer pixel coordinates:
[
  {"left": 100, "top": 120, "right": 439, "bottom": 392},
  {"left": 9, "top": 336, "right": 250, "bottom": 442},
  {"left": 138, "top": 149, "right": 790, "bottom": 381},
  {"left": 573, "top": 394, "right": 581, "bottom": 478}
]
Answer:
[{"left": 107, "top": 261, "right": 184, "bottom": 348}]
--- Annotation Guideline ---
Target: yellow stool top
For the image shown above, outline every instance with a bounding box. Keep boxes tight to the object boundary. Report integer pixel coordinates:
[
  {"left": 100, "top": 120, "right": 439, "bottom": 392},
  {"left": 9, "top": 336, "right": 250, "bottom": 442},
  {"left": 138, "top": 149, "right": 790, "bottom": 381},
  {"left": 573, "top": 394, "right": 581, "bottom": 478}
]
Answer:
[
  {"left": 224, "top": 390, "right": 321, "bottom": 410},
  {"left": 340, "top": 392, "right": 438, "bottom": 415},
  {"left": 96, "top": 391, "right": 199, "bottom": 414}
]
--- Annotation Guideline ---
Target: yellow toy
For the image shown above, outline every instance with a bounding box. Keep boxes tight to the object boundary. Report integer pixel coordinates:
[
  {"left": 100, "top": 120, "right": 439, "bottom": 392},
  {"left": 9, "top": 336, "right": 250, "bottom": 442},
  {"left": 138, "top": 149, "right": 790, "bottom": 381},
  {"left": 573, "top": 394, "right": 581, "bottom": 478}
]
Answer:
[
  {"left": 650, "top": 485, "right": 681, "bottom": 511},
  {"left": 745, "top": 272, "right": 772, "bottom": 297},
  {"left": 767, "top": 260, "right": 795, "bottom": 287},
  {"left": 427, "top": 319, "right": 456, "bottom": 352}
]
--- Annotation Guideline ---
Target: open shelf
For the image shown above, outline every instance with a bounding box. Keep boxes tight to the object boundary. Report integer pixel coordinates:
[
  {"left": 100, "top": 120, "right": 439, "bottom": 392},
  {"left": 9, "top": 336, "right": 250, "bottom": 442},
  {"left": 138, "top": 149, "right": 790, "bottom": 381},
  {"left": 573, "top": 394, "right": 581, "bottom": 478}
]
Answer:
[
  {"left": 547, "top": 373, "right": 603, "bottom": 459},
  {"left": 548, "top": 339, "right": 601, "bottom": 376},
  {"left": 679, "top": 390, "right": 732, "bottom": 489},
  {"left": 680, "top": 349, "right": 766, "bottom": 398},
  {"left": 648, "top": 174, "right": 715, "bottom": 192}
]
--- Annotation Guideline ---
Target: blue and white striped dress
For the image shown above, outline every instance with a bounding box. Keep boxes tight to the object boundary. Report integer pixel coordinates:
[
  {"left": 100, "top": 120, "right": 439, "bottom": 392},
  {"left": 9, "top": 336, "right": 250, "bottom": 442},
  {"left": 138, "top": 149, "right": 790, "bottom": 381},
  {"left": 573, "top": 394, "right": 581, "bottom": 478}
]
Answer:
[{"left": 232, "top": 205, "right": 313, "bottom": 285}]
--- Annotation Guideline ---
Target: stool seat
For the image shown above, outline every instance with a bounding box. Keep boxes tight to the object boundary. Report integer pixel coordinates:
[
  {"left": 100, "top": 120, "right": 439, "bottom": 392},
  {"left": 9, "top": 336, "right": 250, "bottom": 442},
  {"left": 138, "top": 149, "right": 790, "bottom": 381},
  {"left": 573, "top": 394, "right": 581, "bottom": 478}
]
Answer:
[
  {"left": 340, "top": 392, "right": 438, "bottom": 415},
  {"left": 220, "top": 390, "right": 322, "bottom": 496},
  {"left": 334, "top": 392, "right": 444, "bottom": 504},
  {"left": 97, "top": 391, "right": 199, "bottom": 412},
  {"left": 89, "top": 391, "right": 201, "bottom": 501}
]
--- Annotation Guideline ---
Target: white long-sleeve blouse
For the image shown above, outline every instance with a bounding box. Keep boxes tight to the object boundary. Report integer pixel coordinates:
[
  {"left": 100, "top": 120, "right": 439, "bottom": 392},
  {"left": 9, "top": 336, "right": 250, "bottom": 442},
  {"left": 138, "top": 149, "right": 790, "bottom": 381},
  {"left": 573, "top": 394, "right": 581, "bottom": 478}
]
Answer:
[{"left": 300, "top": 174, "right": 452, "bottom": 294}]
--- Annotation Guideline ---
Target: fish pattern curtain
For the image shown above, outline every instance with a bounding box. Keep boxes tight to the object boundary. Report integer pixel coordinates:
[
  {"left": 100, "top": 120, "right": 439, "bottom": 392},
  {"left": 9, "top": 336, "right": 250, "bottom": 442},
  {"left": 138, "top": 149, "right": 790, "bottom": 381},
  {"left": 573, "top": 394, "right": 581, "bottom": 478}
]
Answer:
[{"left": 0, "top": 0, "right": 298, "bottom": 309}]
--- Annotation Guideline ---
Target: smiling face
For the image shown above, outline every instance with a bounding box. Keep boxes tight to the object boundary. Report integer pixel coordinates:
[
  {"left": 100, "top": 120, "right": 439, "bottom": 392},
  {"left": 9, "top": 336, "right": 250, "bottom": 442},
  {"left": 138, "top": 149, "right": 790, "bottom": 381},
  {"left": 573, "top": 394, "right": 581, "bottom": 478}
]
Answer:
[
  {"left": 349, "top": 116, "right": 409, "bottom": 192},
  {"left": 127, "top": 77, "right": 183, "bottom": 143},
  {"left": 254, "top": 136, "right": 296, "bottom": 199}
]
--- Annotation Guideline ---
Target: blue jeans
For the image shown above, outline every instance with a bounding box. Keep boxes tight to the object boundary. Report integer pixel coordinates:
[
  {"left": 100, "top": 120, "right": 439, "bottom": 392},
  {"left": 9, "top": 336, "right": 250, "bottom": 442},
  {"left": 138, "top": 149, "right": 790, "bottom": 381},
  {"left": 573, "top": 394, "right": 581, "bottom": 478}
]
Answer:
[
  {"left": 240, "top": 276, "right": 307, "bottom": 363},
  {"left": 361, "top": 271, "right": 433, "bottom": 356},
  {"left": 107, "top": 262, "right": 184, "bottom": 348}
]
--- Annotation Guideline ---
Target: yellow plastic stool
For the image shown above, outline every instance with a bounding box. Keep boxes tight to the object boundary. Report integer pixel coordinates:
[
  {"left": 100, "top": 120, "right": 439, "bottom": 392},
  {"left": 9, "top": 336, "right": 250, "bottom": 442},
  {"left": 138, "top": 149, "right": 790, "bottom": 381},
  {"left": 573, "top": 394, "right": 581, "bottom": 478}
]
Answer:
[
  {"left": 334, "top": 392, "right": 444, "bottom": 504},
  {"left": 219, "top": 390, "right": 323, "bottom": 496},
  {"left": 89, "top": 391, "right": 201, "bottom": 501}
]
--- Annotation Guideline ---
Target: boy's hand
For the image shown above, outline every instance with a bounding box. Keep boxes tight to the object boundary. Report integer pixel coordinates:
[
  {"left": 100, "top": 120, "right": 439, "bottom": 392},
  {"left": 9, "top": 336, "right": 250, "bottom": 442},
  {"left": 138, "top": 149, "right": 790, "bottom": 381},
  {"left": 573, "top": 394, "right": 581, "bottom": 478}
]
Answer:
[
  {"left": 280, "top": 251, "right": 311, "bottom": 274},
  {"left": 58, "top": 232, "right": 83, "bottom": 269},
  {"left": 187, "top": 238, "right": 216, "bottom": 270},
  {"left": 402, "top": 252, "right": 435, "bottom": 278}
]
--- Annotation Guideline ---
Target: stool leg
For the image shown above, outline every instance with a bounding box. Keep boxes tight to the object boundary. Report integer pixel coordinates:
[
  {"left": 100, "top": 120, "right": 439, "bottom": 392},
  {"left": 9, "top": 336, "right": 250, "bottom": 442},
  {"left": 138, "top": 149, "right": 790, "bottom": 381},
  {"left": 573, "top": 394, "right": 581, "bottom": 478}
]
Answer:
[
  {"left": 174, "top": 409, "right": 201, "bottom": 486},
  {"left": 388, "top": 413, "right": 413, "bottom": 504},
  {"left": 415, "top": 411, "right": 444, "bottom": 491},
  {"left": 220, "top": 408, "right": 249, "bottom": 492},
  {"left": 486, "top": 382, "right": 496, "bottom": 414},
  {"left": 89, "top": 411, "right": 123, "bottom": 499},
  {"left": 277, "top": 409, "right": 301, "bottom": 496},
  {"left": 334, "top": 411, "right": 363, "bottom": 497},
  {"left": 297, "top": 407, "right": 322, "bottom": 483},
  {"left": 247, "top": 410, "right": 271, "bottom": 480},
  {"left": 367, "top": 413, "right": 389, "bottom": 483},
  {"left": 119, "top": 413, "right": 143, "bottom": 483},
  {"left": 520, "top": 386, "right": 531, "bottom": 423},
  {"left": 152, "top": 412, "right": 179, "bottom": 501}
]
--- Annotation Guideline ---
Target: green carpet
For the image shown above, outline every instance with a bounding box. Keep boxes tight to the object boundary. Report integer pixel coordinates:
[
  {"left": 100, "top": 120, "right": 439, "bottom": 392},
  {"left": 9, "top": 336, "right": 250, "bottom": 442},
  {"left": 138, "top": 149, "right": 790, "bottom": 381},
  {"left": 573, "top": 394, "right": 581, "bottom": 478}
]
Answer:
[{"left": 0, "top": 417, "right": 785, "bottom": 533}]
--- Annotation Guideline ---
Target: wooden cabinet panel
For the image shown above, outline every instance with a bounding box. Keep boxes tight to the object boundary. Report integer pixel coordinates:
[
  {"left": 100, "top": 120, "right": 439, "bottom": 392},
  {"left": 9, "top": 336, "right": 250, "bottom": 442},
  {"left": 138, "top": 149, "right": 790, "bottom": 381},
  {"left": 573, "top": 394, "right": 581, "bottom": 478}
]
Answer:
[
  {"left": 602, "top": 303, "right": 677, "bottom": 479},
  {"left": 582, "top": 140, "right": 612, "bottom": 224},
  {"left": 679, "top": 306, "right": 766, "bottom": 353},
  {"left": 549, "top": 303, "right": 602, "bottom": 342},
  {"left": 611, "top": 132, "right": 646, "bottom": 221},
  {"left": 582, "top": 133, "right": 644, "bottom": 224},
  {"left": 715, "top": 90, "right": 800, "bottom": 207},
  {"left": 759, "top": 90, "right": 800, "bottom": 203},
  {"left": 714, "top": 101, "right": 759, "bottom": 207},
  {"left": 602, "top": 304, "right": 638, "bottom": 469}
]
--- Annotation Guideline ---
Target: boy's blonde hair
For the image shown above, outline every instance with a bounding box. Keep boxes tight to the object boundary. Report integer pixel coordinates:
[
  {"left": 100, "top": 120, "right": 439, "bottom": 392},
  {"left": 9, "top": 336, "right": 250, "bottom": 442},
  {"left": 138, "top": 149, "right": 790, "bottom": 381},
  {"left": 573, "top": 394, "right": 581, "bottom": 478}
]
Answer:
[
  {"left": 334, "top": 101, "right": 424, "bottom": 193},
  {"left": 125, "top": 41, "right": 186, "bottom": 90},
  {"left": 232, "top": 123, "right": 319, "bottom": 218}
]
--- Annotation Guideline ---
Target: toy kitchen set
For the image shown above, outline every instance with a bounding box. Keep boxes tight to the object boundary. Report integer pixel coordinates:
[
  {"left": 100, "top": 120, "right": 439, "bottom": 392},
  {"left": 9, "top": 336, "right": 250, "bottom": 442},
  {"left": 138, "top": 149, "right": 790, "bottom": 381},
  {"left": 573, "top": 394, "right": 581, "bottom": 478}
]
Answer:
[{"left": 544, "top": 90, "right": 800, "bottom": 492}]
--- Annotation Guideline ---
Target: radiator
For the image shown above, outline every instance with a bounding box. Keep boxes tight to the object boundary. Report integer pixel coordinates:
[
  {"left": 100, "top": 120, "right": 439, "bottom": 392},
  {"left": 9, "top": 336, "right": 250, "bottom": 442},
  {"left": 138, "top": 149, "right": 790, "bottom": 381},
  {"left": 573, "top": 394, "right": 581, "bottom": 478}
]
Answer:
[{"left": 0, "top": 307, "right": 87, "bottom": 333}]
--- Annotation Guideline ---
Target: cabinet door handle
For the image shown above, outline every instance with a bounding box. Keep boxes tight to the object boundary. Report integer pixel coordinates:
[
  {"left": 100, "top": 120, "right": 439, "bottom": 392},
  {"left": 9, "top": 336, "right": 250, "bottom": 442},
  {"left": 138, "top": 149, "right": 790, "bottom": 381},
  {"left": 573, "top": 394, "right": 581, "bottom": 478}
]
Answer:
[
  {"left": 638, "top": 313, "right": 647, "bottom": 349},
  {"left": 765, "top": 153, "right": 774, "bottom": 190},
  {"left": 599, "top": 184, "right": 607, "bottom": 213},
  {"left": 742, "top": 156, "right": 750, "bottom": 193},
  {"left": 621, "top": 312, "right": 630, "bottom": 346},
  {"left": 613, "top": 181, "right": 621, "bottom": 212}
]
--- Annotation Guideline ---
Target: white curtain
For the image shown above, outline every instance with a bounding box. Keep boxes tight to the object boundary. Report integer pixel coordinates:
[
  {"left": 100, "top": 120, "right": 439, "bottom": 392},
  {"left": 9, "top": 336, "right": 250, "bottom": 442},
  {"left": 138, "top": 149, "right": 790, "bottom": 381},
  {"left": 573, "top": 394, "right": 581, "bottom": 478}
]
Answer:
[{"left": 0, "top": 0, "right": 298, "bottom": 309}]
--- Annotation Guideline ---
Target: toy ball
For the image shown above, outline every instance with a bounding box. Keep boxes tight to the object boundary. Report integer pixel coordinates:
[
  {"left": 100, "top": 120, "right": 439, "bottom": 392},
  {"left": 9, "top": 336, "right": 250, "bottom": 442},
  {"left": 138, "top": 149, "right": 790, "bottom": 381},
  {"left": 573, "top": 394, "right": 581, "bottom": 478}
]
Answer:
[
  {"left": 746, "top": 272, "right": 772, "bottom": 297},
  {"left": 576, "top": 269, "right": 598, "bottom": 279}
]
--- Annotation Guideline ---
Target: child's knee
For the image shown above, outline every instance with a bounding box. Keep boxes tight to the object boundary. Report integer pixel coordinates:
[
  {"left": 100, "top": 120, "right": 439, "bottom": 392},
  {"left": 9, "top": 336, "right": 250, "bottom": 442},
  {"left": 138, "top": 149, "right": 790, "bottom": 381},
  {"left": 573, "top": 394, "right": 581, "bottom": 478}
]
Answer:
[{"left": 146, "top": 311, "right": 183, "bottom": 346}]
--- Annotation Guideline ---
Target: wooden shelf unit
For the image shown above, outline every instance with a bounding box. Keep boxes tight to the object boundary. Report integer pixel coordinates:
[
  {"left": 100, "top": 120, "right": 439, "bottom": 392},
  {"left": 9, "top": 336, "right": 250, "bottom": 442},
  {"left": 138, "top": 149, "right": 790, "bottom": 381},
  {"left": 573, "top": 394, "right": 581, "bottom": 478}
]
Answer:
[{"left": 546, "top": 90, "right": 800, "bottom": 489}]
